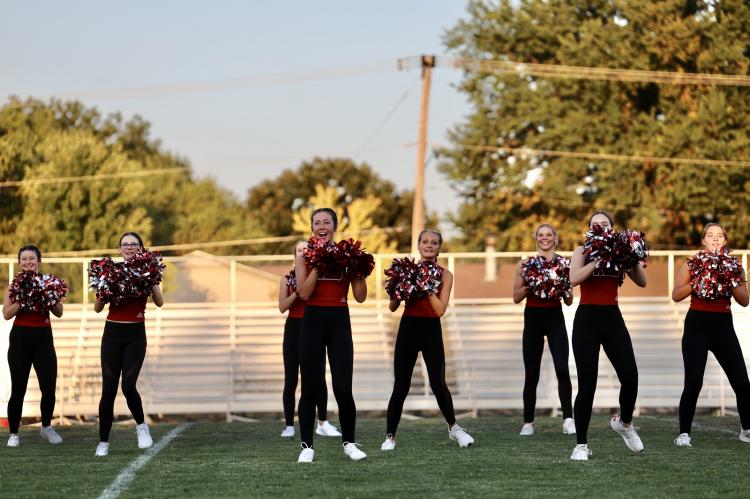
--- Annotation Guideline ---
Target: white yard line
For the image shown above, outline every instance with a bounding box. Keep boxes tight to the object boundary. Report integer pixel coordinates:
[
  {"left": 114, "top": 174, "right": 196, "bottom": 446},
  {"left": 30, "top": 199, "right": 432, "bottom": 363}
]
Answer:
[
  {"left": 640, "top": 415, "right": 739, "bottom": 435},
  {"left": 97, "top": 423, "right": 192, "bottom": 499}
]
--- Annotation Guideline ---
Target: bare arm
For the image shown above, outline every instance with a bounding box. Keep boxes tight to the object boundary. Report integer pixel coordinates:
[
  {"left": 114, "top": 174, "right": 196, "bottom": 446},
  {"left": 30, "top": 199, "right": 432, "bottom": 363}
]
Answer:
[
  {"left": 671, "top": 262, "right": 692, "bottom": 302},
  {"left": 512, "top": 260, "right": 528, "bottom": 304},
  {"left": 151, "top": 285, "right": 164, "bottom": 307},
  {"left": 94, "top": 297, "right": 105, "bottom": 313},
  {"left": 733, "top": 278, "right": 749, "bottom": 307},
  {"left": 278, "top": 277, "right": 297, "bottom": 313},
  {"left": 50, "top": 301, "right": 63, "bottom": 318},
  {"left": 295, "top": 255, "right": 318, "bottom": 301},
  {"left": 428, "top": 270, "right": 453, "bottom": 317},
  {"left": 389, "top": 298, "right": 401, "bottom": 312},
  {"left": 570, "top": 247, "right": 597, "bottom": 287},
  {"left": 3, "top": 289, "right": 20, "bottom": 321},
  {"left": 351, "top": 278, "right": 367, "bottom": 303},
  {"left": 626, "top": 263, "right": 648, "bottom": 288}
]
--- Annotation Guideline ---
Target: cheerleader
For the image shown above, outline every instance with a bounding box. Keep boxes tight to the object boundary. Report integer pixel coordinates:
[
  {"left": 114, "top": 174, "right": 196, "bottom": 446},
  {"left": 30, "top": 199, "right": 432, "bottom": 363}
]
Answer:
[
  {"left": 93, "top": 232, "right": 163, "bottom": 457},
  {"left": 569, "top": 211, "right": 647, "bottom": 461},
  {"left": 671, "top": 223, "right": 750, "bottom": 446},
  {"left": 278, "top": 241, "right": 340, "bottom": 439},
  {"left": 295, "top": 208, "right": 367, "bottom": 462},
  {"left": 3, "top": 245, "right": 64, "bottom": 447},
  {"left": 512, "top": 224, "right": 575, "bottom": 436},
  {"left": 380, "top": 229, "right": 474, "bottom": 451}
]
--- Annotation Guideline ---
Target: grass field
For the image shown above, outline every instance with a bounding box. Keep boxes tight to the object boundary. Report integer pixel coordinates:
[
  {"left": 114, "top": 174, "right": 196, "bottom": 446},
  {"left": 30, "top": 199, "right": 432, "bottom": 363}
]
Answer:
[{"left": 1, "top": 415, "right": 748, "bottom": 498}]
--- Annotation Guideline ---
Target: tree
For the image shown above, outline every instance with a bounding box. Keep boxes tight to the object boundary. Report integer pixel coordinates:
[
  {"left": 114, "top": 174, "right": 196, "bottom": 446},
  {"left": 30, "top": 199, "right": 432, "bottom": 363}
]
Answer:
[
  {"left": 441, "top": 0, "right": 750, "bottom": 250},
  {"left": 246, "top": 157, "right": 419, "bottom": 252}
]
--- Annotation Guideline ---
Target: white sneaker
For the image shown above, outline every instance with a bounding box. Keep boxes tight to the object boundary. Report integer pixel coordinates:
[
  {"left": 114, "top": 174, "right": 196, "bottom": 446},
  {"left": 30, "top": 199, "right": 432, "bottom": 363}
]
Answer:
[
  {"left": 519, "top": 422, "right": 534, "bottom": 436},
  {"left": 7, "top": 435, "right": 19, "bottom": 447},
  {"left": 95, "top": 442, "right": 109, "bottom": 457},
  {"left": 740, "top": 428, "right": 750, "bottom": 443},
  {"left": 280, "top": 426, "right": 295, "bottom": 438},
  {"left": 40, "top": 426, "right": 63, "bottom": 444},
  {"left": 563, "top": 418, "right": 577, "bottom": 435},
  {"left": 674, "top": 433, "right": 692, "bottom": 447},
  {"left": 448, "top": 424, "right": 474, "bottom": 448},
  {"left": 297, "top": 444, "right": 314, "bottom": 463},
  {"left": 343, "top": 442, "right": 367, "bottom": 461},
  {"left": 136, "top": 423, "right": 153, "bottom": 449},
  {"left": 315, "top": 420, "right": 342, "bottom": 437},
  {"left": 610, "top": 415, "right": 644, "bottom": 453},
  {"left": 570, "top": 443, "right": 591, "bottom": 461},
  {"left": 381, "top": 435, "right": 396, "bottom": 451}
]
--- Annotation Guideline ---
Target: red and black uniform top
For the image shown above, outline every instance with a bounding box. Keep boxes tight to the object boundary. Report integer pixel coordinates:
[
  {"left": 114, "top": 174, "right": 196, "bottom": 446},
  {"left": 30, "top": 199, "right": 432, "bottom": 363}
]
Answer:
[
  {"left": 307, "top": 269, "right": 349, "bottom": 308},
  {"left": 108, "top": 295, "right": 148, "bottom": 322},
  {"left": 403, "top": 264, "right": 443, "bottom": 318},
  {"left": 579, "top": 267, "right": 620, "bottom": 305},
  {"left": 14, "top": 309, "right": 51, "bottom": 327},
  {"left": 526, "top": 295, "right": 562, "bottom": 309},
  {"left": 287, "top": 283, "right": 307, "bottom": 318},
  {"left": 689, "top": 296, "right": 731, "bottom": 313}
]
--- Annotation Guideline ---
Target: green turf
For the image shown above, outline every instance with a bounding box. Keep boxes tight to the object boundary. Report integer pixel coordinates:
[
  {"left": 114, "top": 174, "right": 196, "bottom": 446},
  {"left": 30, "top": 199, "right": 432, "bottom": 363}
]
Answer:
[{"left": 1, "top": 415, "right": 748, "bottom": 498}]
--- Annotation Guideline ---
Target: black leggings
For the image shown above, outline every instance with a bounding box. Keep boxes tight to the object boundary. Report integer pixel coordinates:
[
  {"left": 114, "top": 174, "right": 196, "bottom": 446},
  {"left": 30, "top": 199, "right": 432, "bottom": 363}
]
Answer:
[
  {"left": 386, "top": 316, "right": 456, "bottom": 436},
  {"left": 522, "top": 307, "right": 573, "bottom": 422},
  {"left": 283, "top": 317, "right": 327, "bottom": 426},
  {"left": 7, "top": 325, "right": 57, "bottom": 433},
  {"left": 679, "top": 310, "right": 750, "bottom": 434},
  {"left": 298, "top": 306, "right": 356, "bottom": 447},
  {"left": 572, "top": 305, "right": 638, "bottom": 445},
  {"left": 98, "top": 321, "right": 147, "bottom": 442}
]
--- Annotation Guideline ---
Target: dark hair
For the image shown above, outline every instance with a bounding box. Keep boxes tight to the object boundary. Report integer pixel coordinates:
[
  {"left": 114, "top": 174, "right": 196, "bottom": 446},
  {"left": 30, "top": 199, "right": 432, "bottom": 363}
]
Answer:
[
  {"left": 418, "top": 229, "right": 443, "bottom": 246},
  {"left": 701, "top": 223, "right": 727, "bottom": 242},
  {"left": 119, "top": 232, "right": 145, "bottom": 249},
  {"left": 310, "top": 208, "right": 338, "bottom": 231},
  {"left": 17, "top": 244, "right": 42, "bottom": 262},
  {"left": 588, "top": 210, "right": 614, "bottom": 228}
]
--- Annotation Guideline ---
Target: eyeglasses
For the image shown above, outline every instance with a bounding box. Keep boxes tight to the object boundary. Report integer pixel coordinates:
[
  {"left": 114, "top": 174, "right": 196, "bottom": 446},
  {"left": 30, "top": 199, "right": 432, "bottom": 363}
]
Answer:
[{"left": 120, "top": 243, "right": 141, "bottom": 249}]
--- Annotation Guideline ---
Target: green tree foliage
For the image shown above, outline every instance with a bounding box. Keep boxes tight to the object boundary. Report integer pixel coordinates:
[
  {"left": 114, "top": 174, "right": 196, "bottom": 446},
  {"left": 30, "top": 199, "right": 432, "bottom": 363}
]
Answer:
[
  {"left": 246, "top": 157, "right": 418, "bottom": 252},
  {"left": 442, "top": 0, "right": 750, "bottom": 251},
  {"left": 0, "top": 97, "right": 263, "bottom": 256}
]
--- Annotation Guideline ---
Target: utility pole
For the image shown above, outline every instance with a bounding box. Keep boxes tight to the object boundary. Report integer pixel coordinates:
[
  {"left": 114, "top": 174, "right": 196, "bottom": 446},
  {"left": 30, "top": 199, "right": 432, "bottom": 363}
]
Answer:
[{"left": 410, "top": 55, "right": 435, "bottom": 254}]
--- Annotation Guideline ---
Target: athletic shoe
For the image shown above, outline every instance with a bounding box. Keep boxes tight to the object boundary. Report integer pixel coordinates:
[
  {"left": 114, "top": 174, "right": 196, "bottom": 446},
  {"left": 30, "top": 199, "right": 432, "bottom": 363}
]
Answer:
[
  {"left": 280, "top": 426, "right": 295, "bottom": 438},
  {"left": 519, "top": 423, "right": 534, "bottom": 436},
  {"left": 381, "top": 435, "right": 396, "bottom": 451},
  {"left": 610, "top": 415, "right": 644, "bottom": 453},
  {"left": 40, "top": 426, "right": 63, "bottom": 444},
  {"left": 316, "top": 420, "right": 341, "bottom": 437},
  {"left": 7, "top": 435, "right": 19, "bottom": 448},
  {"left": 95, "top": 442, "right": 109, "bottom": 457},
  {"left": 570, "top": 444, "right": 591, "bottom": 461},
  {"left": 343, "top": 442, "right": 367, "bottom": 461},
  {"left": 674, "top": 433, "right": 692, "bottom": 447},
  {"left": 563, "top": 418, "right": 577, "bottom": 435},
  {"left": 448, "top": 424, "right": 474, "bottom": 448},
  {"left": 298, "top": 444, "right": 314, "bottom": 463},
  {"left": 740, "top": 428, "right": 750, "bottom": 443},
  {"left": 136, "top": 423, "right": 153, "bottom": 449}
]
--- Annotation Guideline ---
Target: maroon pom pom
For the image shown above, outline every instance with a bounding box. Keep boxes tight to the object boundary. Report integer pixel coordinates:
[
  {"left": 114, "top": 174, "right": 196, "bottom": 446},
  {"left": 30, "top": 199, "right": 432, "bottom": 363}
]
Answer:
[
  {"left": 9, "top": 271, "right": 68, "bottom": 312},
  {"left": 384, "top": 258, "right": 442, "bottom": 300},
  {"left": 285, "top": 270, "right": 297, "bottom": 289},
  {"left": 688, "top": 247, "right": 745, "bottom": 300},
  {"left": 88, "top": 251, "right": 166, "bottom": 304},
  {"left": 583, "top": 225, "right": 649, "bottom": 283},
  {"left": 521, "top": 256, "right": 571, "bottom": 300},
  {"left": 337, "top": 238, "right": 375, "bottom": 280},
  {"left": 302, "top": 237, "right": 341, "bottom": 277},
  {"left": 415, "top": 260, "right": 443, "bottom": 297}
]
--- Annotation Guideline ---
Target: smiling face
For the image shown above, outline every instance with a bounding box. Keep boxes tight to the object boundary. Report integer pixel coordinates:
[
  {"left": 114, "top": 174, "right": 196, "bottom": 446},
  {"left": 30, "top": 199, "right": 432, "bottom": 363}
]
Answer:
[
  {"left": 18, "top": 250, "right": 40, "bottom": 272},
  {"left": 702, "top": 224, "right": 727, "bottom": 252},
  {"left": 119, "top": 234, "right": 143, "bottom": 260},
  {"left": 418, "top": 231, "right": 441, "bottom": 261},
  {"left": 311, "top": 211, "right": 335, "bottom": 242},
  {"left": 589, "top": 213, "right": 612, "bottom": 230},
  {"left": 535, "top": 225, "right": 556, "bottom": 252}
]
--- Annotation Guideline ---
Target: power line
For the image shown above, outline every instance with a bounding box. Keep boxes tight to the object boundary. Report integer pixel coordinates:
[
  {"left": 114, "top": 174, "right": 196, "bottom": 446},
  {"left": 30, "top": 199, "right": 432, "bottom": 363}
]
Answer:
[
  {"left": 0, "top": 167, "right": 189, "bottom": 188},
  {"left": 354, "top": 84, "right": 415, "bottom": 159},
  {"left": 437, "top": 143, "right": 750, "bottom": 168},
  {"left": 399, "top": 55, "right": 750, "bottom": 87}
]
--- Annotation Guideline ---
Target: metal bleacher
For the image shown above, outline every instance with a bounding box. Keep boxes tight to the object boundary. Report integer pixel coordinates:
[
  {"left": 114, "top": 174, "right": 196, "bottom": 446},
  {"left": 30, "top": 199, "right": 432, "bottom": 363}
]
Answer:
[{"left": 5, "top": 296, "right": 750, "bottom": 422}]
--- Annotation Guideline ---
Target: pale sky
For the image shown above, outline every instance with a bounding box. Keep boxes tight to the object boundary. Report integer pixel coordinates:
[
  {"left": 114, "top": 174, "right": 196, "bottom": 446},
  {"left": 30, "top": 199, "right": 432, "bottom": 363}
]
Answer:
[{"left": 1, "top": 1, "right": 473, "bottom": 227}]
